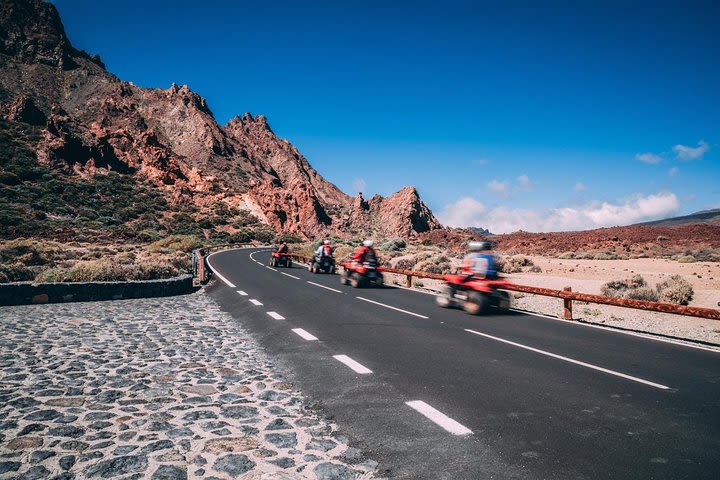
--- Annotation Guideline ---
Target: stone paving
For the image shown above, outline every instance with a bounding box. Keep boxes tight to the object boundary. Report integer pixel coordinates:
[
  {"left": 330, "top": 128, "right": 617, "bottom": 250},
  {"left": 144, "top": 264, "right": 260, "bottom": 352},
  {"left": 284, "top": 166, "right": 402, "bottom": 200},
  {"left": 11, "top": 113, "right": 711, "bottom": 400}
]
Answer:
[{"left": 0, "top": 292, "right": 378, "bottom": 479}]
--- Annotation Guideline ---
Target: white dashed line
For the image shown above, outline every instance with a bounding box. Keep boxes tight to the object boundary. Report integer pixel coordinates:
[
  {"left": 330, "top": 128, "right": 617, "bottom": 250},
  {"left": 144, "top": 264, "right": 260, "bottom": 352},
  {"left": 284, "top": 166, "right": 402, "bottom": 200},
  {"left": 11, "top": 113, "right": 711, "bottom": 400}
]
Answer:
[
  {"left": 465, "top": 329, "right": 670, "bottom": 390},
  {"left": 356, "top": 297, "right": 428, "bottom": 319},
  {"left": 333, "top": 355, "right": 372, "bottom": 374},
  {"left": 236, "top": 290, "right": 248, "bottom": 296},
  {"left": 267, "top": 312, "right": 285, "bottom": 320},
  {"left": 281, "top": 272, "right": 301, "bottom": 279},
  {"left": 266, "top": 267, "right": 278, "bottom": 272},
  {"left": 307, "top": 281, "right": 342, "bottom": 293},
  {"left": 249, "top": 299, "right": 263, "bottom": 306},
  {"left": 405, "top": 400, "right": 472, "bottom": 436},
  {"left": 292, "top": 328, "right": 318, "bottom": 341}
]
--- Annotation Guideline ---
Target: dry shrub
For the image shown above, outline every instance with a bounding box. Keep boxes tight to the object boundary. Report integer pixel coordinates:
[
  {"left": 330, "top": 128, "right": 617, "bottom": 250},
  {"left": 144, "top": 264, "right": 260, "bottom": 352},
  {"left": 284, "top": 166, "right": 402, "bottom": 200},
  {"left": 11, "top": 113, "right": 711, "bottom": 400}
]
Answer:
[
  {"left": 623, "top": 287, "right": 659, "bottom": 302},
  {"left": 149, "top": 235, "right": 203, "bottom": 253},
  {"left": 36, "top": 261, "right": 180, "bottom": 282},
  {"left": 601, "top": 274, "right": 651, "bottom": 299},
  {"left": 677, "top": 255, "right": 696, "bottom": 263},
  {"left": 500, "top": 255, "right": 534, "bottom": 273},
  {"left": 656, "top": 275, "right": 694, "bottom": 305},
  {"left": 393, "top": 258, "right": 416, "bottom": 271},
  {"left": 380, "top": 238, "right": 407, "bottom": 252},
  {"left": 0, "top": 263, "right": 35, "bottom": 283},
  {"left": 558, "top": 252, "right": 575, "bottom": 259}
]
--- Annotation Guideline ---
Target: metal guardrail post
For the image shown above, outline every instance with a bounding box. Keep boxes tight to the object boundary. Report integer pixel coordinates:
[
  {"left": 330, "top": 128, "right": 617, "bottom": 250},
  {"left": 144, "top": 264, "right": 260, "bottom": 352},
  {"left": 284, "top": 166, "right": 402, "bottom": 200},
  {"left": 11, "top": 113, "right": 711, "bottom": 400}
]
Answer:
[
  {"left": 406, "top": 275, "right": 412, "bottom": 288},
  {"left": 563, "top": 286, "right": 572, "bottom": 320}
]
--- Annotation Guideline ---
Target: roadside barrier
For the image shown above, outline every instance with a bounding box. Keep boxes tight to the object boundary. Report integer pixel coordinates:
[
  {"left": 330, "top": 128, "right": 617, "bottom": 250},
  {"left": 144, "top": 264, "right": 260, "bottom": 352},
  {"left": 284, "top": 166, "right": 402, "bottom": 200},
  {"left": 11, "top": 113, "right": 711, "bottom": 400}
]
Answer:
[{"left": 205, "top": 248, "right": 720, "bottom": 321}]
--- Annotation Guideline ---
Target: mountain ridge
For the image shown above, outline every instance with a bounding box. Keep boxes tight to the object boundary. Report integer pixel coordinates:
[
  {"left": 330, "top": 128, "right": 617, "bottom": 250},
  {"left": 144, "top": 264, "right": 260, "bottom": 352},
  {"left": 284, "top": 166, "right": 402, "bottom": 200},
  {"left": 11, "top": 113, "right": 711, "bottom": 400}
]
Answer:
[{"left": 0, "top": 0, "right": 441, "bottom": 241}]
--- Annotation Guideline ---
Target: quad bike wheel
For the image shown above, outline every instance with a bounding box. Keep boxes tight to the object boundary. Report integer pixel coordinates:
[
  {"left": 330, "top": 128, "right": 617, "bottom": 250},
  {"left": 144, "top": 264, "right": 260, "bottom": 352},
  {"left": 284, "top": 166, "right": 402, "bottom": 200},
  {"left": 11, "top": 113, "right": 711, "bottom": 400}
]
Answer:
[
  {"left": 329, "top": 265, "right": 336, "bottom": 274},
  {"left": 350, "top": 272, "right": 362, "bottom": 288},
  {"left": 436, "top": 286, "right": 453, "bottom": 308},
  {"left": 463, "top": 291, "right": 487, "bottom": 315},
  {"left": 340, "top": 271, "right": 350, "bottom": 285}
]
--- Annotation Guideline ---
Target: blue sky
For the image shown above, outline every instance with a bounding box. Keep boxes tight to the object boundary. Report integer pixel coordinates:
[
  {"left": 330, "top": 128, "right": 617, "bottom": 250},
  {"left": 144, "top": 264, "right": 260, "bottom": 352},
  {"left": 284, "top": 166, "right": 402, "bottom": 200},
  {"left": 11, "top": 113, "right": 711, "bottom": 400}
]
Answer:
[{"left": 54, "top": 0, "right": 719, "bottom": 232}]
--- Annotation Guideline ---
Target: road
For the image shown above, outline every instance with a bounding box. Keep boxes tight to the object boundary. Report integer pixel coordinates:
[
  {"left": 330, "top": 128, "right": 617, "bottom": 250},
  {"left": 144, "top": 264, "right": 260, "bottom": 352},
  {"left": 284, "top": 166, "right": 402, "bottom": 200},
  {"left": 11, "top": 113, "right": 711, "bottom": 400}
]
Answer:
[{"left": 206, "top": 247, "right": 720, "bottom": 479}]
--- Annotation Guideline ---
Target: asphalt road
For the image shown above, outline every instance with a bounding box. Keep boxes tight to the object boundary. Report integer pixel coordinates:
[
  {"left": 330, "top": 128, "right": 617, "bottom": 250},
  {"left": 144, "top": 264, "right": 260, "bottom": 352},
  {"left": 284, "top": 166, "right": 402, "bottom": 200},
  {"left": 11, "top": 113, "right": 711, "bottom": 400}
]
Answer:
[{"left": 206, "top": 247, "right": 720, "bottom": 480}]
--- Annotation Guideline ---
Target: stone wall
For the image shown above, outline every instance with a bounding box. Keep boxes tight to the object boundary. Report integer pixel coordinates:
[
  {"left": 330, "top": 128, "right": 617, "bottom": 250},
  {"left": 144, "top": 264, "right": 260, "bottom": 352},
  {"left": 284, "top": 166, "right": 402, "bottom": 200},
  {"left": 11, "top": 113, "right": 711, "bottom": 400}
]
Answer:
[{"left": 0, "top": 274, "right": 195, "bottom": 306}]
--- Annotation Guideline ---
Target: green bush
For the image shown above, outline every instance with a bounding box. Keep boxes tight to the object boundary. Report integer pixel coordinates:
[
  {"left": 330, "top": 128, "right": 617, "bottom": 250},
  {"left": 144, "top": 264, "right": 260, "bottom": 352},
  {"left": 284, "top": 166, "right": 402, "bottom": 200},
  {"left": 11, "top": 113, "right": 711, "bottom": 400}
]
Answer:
[
  {"left": 380, "top": 237, "right": 407, "bottom": 252},
  {"left": 656, "top": 275, "right": 694, "bottom": 305}
]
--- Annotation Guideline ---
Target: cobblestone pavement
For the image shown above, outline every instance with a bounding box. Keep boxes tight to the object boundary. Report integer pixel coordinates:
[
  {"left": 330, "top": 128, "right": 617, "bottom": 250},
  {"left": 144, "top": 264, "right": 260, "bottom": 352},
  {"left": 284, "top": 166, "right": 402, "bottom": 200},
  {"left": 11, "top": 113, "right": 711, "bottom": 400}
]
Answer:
[{"left": 0, "top": 292, "right": 377, "bottom": 479}]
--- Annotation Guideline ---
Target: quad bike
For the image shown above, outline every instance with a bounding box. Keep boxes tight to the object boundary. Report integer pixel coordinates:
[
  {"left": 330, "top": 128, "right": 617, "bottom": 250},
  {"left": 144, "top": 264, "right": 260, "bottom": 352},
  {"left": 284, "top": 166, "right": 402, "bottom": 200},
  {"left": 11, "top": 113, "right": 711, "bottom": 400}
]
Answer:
[
  {"left": 436, "top": 274, "right": 511, "bottom": 315},
  {"left": 309, "top": 255, "right": 336, "bottom": 274},
  {"left": 270, "top": 251, "right": 293, "bottom": 268},
  {"left": 340, "top": 260, "right": 384, "bottom": 288}
]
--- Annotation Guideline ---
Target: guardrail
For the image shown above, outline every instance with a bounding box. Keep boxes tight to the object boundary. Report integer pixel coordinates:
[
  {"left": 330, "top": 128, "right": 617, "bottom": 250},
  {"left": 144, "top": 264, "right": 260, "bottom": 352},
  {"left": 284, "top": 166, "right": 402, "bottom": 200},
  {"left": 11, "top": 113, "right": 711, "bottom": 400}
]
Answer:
[{"left": 204, "top": 248, "right": 720, "bottom": 321}]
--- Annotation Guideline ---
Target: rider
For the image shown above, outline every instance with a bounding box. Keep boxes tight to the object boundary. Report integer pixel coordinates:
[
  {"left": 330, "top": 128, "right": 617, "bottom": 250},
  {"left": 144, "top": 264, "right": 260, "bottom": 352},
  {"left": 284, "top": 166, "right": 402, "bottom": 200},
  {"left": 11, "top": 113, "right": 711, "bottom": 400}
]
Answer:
[
  {"left": 315, "top": 239, "right": 334, "bottom": 259},
  {"left": 276, "top": 241, "right": 289, "bottom": 254},
  {"left": 461, "top": 241, "right": 497, "bottom": 280},
  {"left": 351, "top": 239, "right": 377, "bottom": 265}
]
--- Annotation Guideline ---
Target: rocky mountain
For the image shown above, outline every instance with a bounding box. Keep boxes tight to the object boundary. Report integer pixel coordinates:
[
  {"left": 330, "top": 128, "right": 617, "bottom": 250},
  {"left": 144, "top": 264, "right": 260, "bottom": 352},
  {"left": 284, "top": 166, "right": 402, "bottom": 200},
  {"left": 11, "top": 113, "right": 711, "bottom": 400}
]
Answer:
[{"left": 0, "top": 0, "right": 440, "bottom": 241}]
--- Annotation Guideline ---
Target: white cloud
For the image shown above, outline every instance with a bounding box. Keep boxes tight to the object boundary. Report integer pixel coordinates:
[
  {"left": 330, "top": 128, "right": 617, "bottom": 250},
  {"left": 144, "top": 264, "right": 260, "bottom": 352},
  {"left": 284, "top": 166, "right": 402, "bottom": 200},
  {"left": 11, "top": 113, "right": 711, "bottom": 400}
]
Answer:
[
  {"left": 487, "top": 179, "right": 510, "bottom": 197},
  {"left": 472, "top": 159, "right": 489, "bottom": 166},
  {"left": 668, "top": 167, "right": 679, "bottom": 177},
  {"left": 574, "top": 182, "right": 587, "bottom": 192},
  {"left": 673, "top": 140, "right": 709, "bottom": 161},
  {"left": 517, "top": 174, "right": 534, "bottom": 191},
  {"left": 438, "top": 192, "right": 680, "bottom": 234},
  {"left": 636, "top": 152, "right": 662, "bottom": 164},
  {"left": 351, "top": 178, "right": 367, "bottom": 193}
]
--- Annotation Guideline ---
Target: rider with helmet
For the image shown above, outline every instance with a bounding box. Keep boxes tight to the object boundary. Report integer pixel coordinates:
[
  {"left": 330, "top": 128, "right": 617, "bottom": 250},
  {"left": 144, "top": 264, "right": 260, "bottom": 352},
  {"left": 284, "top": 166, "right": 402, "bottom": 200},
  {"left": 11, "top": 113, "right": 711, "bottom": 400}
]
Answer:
[
  {"left": 315, "top": 239, "right": 334, "bottom": 258},
  {"left": 351, "top": 239, "right": 377, "bottom": 265},
  {"left": 461, "top": 241, "right": 497, "bottom": 280}
]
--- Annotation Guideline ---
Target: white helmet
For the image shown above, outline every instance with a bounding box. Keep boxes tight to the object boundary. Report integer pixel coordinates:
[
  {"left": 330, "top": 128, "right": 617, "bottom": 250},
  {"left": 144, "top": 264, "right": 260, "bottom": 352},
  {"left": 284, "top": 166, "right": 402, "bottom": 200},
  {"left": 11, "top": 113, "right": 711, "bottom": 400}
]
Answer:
[
  {"left": 468, "top": 241, "right": 491, "bottom": 252},
  {"left": 323, "top": 239, "right": 330, "bottom": 245},
  {"left": 363, "top": 239, "right": 374, "bottom": 247}
]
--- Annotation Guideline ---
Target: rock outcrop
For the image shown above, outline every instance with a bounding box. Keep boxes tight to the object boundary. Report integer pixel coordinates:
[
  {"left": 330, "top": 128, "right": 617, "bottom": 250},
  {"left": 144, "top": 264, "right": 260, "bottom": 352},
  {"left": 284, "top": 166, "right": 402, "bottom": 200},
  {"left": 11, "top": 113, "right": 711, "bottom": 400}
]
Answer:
[{"left": 0, "top": 0, "right": 442, "bottom": 239}]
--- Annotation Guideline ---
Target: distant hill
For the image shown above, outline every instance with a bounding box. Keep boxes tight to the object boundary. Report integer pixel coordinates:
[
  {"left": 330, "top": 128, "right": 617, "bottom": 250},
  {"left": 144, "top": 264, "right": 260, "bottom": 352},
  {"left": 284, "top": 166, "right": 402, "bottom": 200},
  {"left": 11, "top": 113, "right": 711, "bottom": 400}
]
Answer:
[{"left": 635, "top": 209, "right": 720, "bottom": 227}]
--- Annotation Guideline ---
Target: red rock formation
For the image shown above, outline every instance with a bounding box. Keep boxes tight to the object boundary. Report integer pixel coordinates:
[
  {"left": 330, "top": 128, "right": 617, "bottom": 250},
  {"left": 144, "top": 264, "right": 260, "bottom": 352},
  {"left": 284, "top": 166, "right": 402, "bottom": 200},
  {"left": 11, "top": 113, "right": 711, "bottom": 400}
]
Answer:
[{"left": 0, "top": 0, "right": 443, "bottom": 240}]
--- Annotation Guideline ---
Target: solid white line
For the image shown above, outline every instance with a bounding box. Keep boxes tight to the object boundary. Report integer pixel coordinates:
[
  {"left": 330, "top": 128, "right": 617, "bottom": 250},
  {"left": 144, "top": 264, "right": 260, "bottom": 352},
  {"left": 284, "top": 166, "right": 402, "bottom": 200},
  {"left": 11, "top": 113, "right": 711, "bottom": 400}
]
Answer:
[
  {"left": 205, "top": 254, "right": 236, "bottom": 288},
  {"left": 465, "top": 329, "right": 670, "bottom": 390},
  {"left": 356, "top": 297, "right": 429, "bottom": 319},
  {"left": 281, "top": 272, "right": 301, "bottom": 280},
  {"left": 292, "top": 328, "right": 318, "bottom": 341},
  {"left": 509, "top": 309, "right": 720, "bottom": 354},
  {"left": 249, "top": 299, "right": 263, "bottom": 306},
  {"left": 406, "top": 400, "right": 472, "bottom": 436},
  {"left": 307, "top": 281, "right": 342, "bottom": 293},
  {"left": 236, "top": 290, "right": 247, "bottom": 296},
  {"left": 267, "top": 311, "right": 285, "bottom": 320},
  {"left": 333, "top": 355, "right": 372, "bottom": 374}
]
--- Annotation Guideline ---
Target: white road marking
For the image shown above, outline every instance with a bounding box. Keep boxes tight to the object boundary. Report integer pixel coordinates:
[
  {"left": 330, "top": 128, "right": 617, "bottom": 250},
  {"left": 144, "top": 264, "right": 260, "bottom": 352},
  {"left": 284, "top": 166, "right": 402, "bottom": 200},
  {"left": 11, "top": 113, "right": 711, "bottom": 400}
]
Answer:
[
  {"left": 356, "top": 297, "right": 428, "bottom": 319},
  {"left": 465, "top": 329, "right": 671, "bottom": 390},
  {"left": 292, "top": 328, "right": 318, "bottom": 341},
  {"left": 204, "top": 254, "right": 236, "bottom": 288},
  {"left": 267, "top": 311, "right": 285, "bottom": 320},
  {"left": 307, "top": 281, "right": 342, "bottom": 293},
  {"left": 249, "top": 299, "right": 263, "bottom": 306},
  {"left": 281, "top": 272, "right": 301, "bottom": 279},
  {"left": 405, "top": 400, "right": 473, "bottom": 436},
  {"left": 333, "top": 355, "right": 372, "bottom": 374},
  {"left": 509, "top": 308, "right": 720, "bottom": 354},
  {"left": 267, "top": 267, "right": 278, "bottom": 272},
  {"left": 236, "top": 290, "right": 248, "bottom": 296}
]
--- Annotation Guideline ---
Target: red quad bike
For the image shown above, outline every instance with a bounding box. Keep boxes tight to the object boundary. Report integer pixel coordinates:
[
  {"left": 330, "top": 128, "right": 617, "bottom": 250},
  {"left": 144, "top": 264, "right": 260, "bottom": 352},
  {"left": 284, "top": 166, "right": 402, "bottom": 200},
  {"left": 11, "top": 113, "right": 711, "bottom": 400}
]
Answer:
[
  {"left": 269, "top": 252, "right": 293, "bottom": 268},
  {"left": 436, "top": 274, "right": 511, "bottom": 315},
  {"left": 340, "top": 260, "right": 384, "bottom": 288}
]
